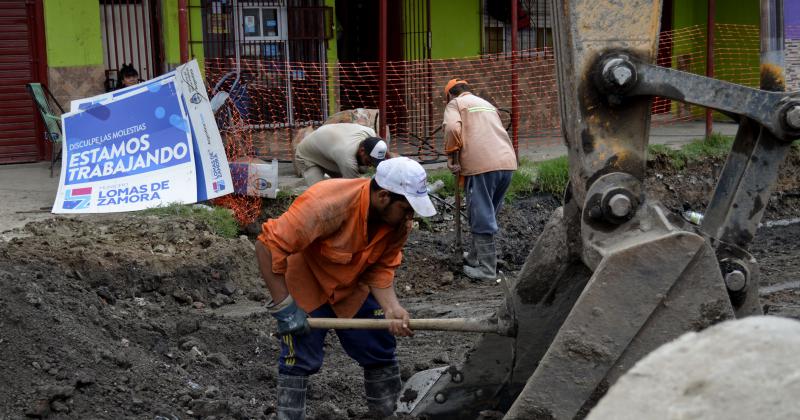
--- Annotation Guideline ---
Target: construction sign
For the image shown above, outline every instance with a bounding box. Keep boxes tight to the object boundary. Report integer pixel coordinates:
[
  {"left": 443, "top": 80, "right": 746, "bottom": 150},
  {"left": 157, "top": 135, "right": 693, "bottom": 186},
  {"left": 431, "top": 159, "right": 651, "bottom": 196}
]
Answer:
[{"left": 53, "top": 60, "right": 233, "bottom": 213}]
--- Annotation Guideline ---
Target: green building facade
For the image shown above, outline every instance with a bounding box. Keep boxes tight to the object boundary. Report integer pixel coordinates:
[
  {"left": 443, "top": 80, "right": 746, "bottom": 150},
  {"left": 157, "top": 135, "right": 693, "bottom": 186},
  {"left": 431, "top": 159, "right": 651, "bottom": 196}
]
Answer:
[{"left": 39, "top": 0, "right": 763, "bottom": 117}]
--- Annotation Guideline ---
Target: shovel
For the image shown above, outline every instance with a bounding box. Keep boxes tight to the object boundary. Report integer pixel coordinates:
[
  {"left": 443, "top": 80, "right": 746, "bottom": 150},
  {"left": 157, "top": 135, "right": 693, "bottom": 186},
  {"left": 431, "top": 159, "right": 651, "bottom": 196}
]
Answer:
[
  {"left": 307, "top": 281, "right": 517, "bottom": 338},
  {"left": 307, "top": 316, "right": 514, "bottom": 336},
  {"left": 452, "top": 151, "right": 462, "bottom": 262}
]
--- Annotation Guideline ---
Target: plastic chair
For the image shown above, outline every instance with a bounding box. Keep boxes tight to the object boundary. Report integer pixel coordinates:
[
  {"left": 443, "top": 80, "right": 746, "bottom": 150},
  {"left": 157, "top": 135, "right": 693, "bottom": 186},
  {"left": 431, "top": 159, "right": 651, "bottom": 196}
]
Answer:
[
  {"left": 211, "top": 71, "right": 253, "bottom": 132},
  {"left": 26, "top": 83, "right": 64, "bottom": 177}
]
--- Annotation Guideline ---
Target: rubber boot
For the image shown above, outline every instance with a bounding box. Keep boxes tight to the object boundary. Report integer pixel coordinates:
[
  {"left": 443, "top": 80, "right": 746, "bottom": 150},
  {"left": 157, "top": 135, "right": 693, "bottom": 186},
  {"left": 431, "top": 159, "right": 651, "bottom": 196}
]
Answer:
[
  {"left": 364, "top": 364, "right": 401, "bottom": 419},
  {"left": 277, "top": 373, "right": 308, "bottom": 420},
  {"left": 463, "top": 233, "right": 497, "bottom": 281},
  {"left": 463, "top": 234, "right": 479, "bottom": 267}
]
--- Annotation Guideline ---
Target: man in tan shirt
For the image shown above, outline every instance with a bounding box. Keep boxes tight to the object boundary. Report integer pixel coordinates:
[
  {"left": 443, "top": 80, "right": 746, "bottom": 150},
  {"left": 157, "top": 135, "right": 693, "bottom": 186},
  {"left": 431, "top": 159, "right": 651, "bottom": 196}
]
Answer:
[
  {"left": 294, "top": 123, "right": 389, "bottom": 186},
  {"left": 442, "top": 79, "right": 518, "bottom": 280}
]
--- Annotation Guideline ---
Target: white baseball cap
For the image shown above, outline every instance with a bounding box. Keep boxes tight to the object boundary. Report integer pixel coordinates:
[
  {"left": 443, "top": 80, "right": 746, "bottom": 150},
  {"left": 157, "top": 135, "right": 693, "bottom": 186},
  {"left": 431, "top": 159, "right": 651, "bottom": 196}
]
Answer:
[
  {"left": 363, "top": 137, "right": 388, "bottom": 166},
  {"left": 375, "top": 157, "right": 437, "bottom": 217}
]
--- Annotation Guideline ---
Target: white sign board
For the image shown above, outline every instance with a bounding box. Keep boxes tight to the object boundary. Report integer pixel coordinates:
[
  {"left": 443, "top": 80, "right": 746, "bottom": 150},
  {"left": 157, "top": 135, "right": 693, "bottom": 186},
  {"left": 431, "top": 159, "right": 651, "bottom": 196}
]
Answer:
[{"left": 53, "top": 60, "right": 233, "bottom": 213}]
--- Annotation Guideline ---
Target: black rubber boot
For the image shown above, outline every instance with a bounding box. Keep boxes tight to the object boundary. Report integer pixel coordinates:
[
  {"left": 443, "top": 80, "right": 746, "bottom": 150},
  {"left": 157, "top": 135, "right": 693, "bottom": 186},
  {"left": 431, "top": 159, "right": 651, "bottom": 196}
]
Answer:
[
  {"left": 463, "top": 233, "right": 497, "bottom": 281},
  {"left": 463, "top": 234, "right": 479, "bottom": 267},
  {"left": 364, "top": 364, "right": 401, "bottom": 419},
  {"left": 277, "top": 373, "right": 308, "bottom": 420}
]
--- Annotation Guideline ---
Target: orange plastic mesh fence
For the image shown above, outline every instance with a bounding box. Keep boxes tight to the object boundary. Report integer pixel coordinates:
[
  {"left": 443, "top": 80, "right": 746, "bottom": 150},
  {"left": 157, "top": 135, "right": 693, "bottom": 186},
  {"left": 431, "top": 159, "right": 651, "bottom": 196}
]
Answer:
[
  {"left": 208, "top": 24, "right": 760, "bottom": 225},
  {"left": 210, "top": 104, "right": 263, "bottom": 227}
]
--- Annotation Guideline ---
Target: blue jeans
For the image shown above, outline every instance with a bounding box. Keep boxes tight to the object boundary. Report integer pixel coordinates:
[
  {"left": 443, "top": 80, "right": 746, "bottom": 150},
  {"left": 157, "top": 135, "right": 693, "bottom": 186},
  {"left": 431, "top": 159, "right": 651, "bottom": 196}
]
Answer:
[
  {"left": 278, "top": 294, "right": 397, "bottom": 376},
  {"left": 465, "top": 170, "right": 513, "bottom": 234}
]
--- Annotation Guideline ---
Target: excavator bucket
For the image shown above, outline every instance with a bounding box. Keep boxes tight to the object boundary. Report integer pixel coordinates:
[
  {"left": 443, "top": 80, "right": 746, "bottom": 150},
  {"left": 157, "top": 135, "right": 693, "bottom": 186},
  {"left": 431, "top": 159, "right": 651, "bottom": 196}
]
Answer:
[
  {"left": 399, "top": 200, "right": 734, "bottom": 419},
  {"left": 400, "top": 0, "right": 797, "bottom": 418}
]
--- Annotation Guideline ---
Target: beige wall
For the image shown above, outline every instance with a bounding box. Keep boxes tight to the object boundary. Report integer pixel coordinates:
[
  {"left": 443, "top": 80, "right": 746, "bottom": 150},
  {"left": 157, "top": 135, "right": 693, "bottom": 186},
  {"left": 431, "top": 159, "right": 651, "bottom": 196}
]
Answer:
[{"left": 47, "top": 66, "right": 106, "bottom": 110}]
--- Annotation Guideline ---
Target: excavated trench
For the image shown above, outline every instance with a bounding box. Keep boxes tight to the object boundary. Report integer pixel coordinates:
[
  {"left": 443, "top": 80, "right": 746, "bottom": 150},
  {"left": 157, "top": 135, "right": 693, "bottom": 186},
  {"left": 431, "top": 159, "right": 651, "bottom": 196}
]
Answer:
[{"left": 1, "top": 153, "right": 800, "bottom": 419}]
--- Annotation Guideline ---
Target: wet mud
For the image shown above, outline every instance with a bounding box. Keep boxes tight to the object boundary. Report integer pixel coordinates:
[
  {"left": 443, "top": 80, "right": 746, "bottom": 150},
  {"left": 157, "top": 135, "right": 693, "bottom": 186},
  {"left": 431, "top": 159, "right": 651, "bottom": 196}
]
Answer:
[{"left": 1, "top": 152, "right": 799, "bottom": 419}]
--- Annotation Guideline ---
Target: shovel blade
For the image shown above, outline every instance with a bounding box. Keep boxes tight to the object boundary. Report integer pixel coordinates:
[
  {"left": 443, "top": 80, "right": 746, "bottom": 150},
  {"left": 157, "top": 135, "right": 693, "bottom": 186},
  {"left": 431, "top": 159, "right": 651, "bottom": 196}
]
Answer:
[{"left": 395, "top": 367, "right": 449, "bottom": 414}]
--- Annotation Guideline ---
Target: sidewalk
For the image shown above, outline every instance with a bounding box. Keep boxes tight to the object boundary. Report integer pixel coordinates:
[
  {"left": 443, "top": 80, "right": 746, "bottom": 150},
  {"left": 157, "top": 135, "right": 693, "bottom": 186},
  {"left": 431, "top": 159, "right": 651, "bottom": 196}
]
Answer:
[
  {"left": 0, "top": 162, "right": 63, "bottom": 238},
  {"left": 519, "top": 121, "right": 739, "bottom": 162},
  {"left": 0, "top": 121, "right": 739, "bottom": 237}
]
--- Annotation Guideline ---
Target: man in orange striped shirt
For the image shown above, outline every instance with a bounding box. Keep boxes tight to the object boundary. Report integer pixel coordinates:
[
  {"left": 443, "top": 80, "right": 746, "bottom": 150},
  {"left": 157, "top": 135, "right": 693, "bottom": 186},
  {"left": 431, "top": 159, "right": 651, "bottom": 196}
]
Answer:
[
  {"left": 442, "top": 79, "right": 518, "bottom": 281},
  {"left": 256, "top": 157, "right": 436, "bottom": 419}
]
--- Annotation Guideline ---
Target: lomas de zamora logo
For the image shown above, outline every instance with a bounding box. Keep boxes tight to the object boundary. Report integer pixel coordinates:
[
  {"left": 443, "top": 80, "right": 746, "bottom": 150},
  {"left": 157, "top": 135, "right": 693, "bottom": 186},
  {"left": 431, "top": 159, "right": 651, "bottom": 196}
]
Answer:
[
  {"left": 63, "top": 187, "right": 92, "bottom": 210},
  {"left": 213, "top": 179, "right": 226, "bottom": 193}
]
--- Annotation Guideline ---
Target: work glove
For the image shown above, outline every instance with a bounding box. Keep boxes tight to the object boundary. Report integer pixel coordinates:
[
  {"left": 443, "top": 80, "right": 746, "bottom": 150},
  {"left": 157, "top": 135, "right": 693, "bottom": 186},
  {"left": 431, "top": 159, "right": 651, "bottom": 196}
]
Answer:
[{"left": 269, "top": 295, "right": 310, "bottom": 336}]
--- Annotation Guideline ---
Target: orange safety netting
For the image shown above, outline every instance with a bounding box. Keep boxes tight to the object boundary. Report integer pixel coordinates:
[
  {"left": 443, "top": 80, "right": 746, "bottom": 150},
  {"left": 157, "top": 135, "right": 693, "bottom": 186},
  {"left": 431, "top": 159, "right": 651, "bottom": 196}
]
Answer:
[
  {"left": 207, "top": 24, "right": 761, "bottom": 225},
  {"left": 210, "top": 105, "right": 263, "bottom": 227}
]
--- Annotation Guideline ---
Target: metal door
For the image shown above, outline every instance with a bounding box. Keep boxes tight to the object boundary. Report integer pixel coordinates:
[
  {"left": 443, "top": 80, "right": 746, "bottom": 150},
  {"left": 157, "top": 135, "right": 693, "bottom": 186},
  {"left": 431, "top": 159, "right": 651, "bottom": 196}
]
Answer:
[{"left": 0, "top": 0, "right": 47, "bottom": 164}]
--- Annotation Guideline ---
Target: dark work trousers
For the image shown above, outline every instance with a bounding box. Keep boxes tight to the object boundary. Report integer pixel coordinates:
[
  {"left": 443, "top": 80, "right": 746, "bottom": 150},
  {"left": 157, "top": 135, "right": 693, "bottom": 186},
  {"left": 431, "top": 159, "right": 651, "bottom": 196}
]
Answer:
[
  {"left": 465, "top": 170, "right": 513, "bottom": 234},
  {"left": 278, "top": 294, "right": 397, "bottom": 376}
]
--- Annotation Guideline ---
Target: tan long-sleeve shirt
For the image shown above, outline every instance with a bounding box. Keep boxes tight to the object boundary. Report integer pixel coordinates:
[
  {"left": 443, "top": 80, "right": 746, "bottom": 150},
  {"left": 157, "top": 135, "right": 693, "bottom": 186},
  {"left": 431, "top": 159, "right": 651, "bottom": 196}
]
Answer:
[
  {"left": 295, "top": 123, "right": 377, "bottom": 178},
  {"left": 443, "top": 92, "right": 518, "bottom": 176}
]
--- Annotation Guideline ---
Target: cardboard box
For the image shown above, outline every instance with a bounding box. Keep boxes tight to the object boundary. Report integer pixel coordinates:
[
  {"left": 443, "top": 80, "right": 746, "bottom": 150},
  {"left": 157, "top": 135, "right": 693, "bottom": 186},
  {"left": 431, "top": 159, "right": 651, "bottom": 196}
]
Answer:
[{"left": 229, "top": 157, "right": 279, "bottom": 198}]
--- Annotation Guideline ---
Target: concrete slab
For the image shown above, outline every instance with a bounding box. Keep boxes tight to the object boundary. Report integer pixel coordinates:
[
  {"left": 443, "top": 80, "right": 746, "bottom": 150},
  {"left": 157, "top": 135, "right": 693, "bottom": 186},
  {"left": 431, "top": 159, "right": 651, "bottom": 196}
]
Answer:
[
  {"left": 278, "top": 176, "right": 306, "bottom": 193},
  {"left": 516, "top": 121, "right": 739, "bottom": 162},
  {"left": 0, "top": 162, "right": 62, "bottom": 238},
  {"left": 649, "top": 121, "right": 738, "bottom": 148},
  {"left": 588, "top": 316, "right": 800, "bottom": 420}
]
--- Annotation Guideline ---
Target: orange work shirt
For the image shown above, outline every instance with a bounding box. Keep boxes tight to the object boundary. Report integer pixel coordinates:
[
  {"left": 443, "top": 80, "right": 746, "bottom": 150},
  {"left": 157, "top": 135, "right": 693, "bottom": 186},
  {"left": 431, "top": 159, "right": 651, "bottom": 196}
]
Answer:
[
  {"left": 258, "top": 178, "right": 411, "bottom": 318},
  {"left": 442, "top": 92, "right": 518, "bottom": 176}
]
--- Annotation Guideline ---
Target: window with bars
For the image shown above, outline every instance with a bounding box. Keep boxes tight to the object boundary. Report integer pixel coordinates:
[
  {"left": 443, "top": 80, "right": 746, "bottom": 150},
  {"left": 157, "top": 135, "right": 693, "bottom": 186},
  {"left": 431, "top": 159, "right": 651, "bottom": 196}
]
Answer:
[
  {"left": 240, "top": 5, "right": 286, "bottom": 40},
  {"left": 197, "top": 0, "right": 329, "bottom": 128},
  {"left": 482, "top": 0, "right": 553, "bottom": 54}
]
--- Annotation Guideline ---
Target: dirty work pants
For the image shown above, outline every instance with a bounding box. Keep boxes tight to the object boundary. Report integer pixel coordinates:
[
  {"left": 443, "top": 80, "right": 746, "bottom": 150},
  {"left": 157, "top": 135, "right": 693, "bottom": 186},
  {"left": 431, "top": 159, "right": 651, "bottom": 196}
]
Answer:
[
  {"left": 278, "top": 294, "right": 397, "bottom": 376},
  {"left": 465, "top": 170, "right": 513, "bottom": 234},
  {"left": 293, "top": 155, "right": 327, "bottom": 187}
]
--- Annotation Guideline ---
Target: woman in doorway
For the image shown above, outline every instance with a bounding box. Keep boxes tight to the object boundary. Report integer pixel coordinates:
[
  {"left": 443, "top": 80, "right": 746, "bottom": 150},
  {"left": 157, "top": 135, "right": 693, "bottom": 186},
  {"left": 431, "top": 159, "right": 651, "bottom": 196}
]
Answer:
[{"left": 117, "top": 64, "right": 140, "bottom": 90}]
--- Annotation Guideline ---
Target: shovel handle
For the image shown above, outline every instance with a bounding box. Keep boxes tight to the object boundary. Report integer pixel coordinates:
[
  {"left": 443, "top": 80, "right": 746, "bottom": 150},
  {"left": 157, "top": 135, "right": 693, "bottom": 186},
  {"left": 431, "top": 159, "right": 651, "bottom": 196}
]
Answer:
[
  {"left": 307, "top": 317, "right": 508, "bottom": 335},
  {"left": 452, "top": 151, "right": 462, "bottom": 253}
]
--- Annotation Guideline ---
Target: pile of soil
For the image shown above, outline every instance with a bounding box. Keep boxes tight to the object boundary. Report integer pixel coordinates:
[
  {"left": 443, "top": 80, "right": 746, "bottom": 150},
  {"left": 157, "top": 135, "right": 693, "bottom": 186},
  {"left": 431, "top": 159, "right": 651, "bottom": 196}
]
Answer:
[
  {"left": 645, "top": 149, "right": 800, "bottom": 220},
  {"left": 0, "top": 215, "right": 500, "bottom": 420},
  {"left": 393, "top": 193, "right": 561, "bottom": 298},
  {"left": 0, "top": 216, "right": 271, "bottom": 419},
  {"left": 1, "top": 150, "right": 800, "bottom": 419}
]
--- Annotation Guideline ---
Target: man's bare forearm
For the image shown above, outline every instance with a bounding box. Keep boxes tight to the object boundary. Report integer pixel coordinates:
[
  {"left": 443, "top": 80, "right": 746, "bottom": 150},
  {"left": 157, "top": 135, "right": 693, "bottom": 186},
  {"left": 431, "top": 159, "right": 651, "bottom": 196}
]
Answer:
[
  {"left": 370, "top": 284, "right": 413, "bottom": 336},
  {"left": 255, "top": 241, "right": 290, "bottom": 304},
  {"left": 370, "top": 284, "right": 402, "bottom": 311}
]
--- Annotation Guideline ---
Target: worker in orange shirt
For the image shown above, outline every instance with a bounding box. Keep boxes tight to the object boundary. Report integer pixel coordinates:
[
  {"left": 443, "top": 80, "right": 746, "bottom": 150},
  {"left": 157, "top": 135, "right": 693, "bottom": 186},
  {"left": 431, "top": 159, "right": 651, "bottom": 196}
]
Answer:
[
  {"left": 442, "top": 79, "right": 518, "bottom": 281},
  {"left": 255, "top": 157, "right": 436, "bottom": 420}
]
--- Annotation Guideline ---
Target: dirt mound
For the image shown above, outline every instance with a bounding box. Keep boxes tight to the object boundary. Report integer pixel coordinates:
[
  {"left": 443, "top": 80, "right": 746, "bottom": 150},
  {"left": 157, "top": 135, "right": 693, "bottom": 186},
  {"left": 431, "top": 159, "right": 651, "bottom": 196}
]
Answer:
[
  {"left": 394, "top": 193, "right": 561, "bottom": 297},
  {"left": 645, "top": 149, "right": 800, "bottom": 220},
  {"left": 2, "top": 152, "right": 800, "bottom": 419},
  {"left": 0, "top": 215, "right": 490, "bottom": 419},
  {"left": 0, "top": 216, "right": 273, "bottom": 418}
]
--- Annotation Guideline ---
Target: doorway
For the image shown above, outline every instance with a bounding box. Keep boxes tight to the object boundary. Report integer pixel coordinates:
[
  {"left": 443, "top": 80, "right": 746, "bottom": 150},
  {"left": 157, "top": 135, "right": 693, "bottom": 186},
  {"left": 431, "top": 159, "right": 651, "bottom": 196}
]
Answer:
[{"left": 99, "top": 0, "right": 164, "bottom": 91}]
